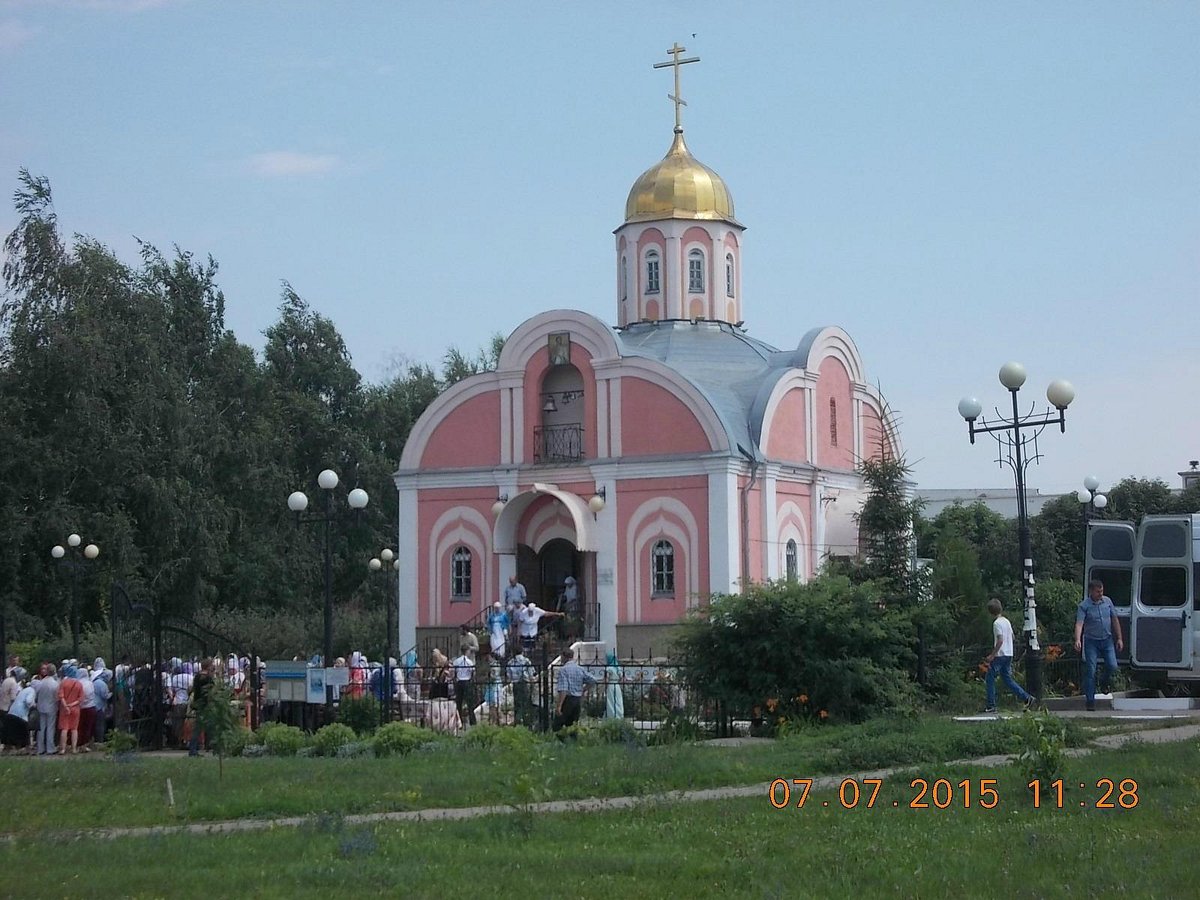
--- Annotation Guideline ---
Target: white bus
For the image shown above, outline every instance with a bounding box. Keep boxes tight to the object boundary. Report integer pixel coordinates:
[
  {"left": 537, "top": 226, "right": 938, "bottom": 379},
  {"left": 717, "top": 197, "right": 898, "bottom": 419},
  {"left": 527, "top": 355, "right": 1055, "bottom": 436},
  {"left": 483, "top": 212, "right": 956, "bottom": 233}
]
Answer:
[{"left": 1085, "top": 514, "right": 1199, "bottom": 692}]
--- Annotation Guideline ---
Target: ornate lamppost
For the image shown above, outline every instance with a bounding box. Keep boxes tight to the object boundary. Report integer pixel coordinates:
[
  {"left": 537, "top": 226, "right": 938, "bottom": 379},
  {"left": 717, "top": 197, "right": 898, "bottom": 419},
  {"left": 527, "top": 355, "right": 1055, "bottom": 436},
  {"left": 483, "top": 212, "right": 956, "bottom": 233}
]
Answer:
[
  {"left": 50, "top": 534, "right": 100, "bottom": 659},
  {"left": 1076, "top": 476, "right": 1108, "bottom": 580},
  {"left": 368, "top": 548, "right": 399, "bottom": 723},
  {"left": 287, "top": 469, "right": 368, "bottom": 710},
  {"left": 958, "top": 362, "right": 1077, "bottom": 700}
]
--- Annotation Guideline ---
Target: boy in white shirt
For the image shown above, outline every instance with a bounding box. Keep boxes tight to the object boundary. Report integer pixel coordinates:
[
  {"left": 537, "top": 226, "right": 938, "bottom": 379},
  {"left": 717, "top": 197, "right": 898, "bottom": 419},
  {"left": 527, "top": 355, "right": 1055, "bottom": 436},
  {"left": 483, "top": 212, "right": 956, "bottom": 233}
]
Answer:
[{"left": 983, "top": 598, "right": 1034, "bottom": 714}]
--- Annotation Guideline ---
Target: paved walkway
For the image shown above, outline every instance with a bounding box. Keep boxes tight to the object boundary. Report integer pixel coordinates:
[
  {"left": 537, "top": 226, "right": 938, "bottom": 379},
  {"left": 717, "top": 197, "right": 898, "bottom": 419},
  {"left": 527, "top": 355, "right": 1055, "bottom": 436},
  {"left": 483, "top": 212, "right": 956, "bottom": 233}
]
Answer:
[{"left": 7, "top": 721, "right": 1197, "bottom": 843}]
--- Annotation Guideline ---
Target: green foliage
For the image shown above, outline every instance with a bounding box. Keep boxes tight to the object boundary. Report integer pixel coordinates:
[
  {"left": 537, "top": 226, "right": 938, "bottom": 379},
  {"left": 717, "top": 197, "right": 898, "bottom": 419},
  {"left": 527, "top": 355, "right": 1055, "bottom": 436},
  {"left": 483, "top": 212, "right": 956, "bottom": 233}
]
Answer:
[
  {"left": 372, "top": 721, "right": 440, "bottom": 758},
  {"left": 852, "top": 457, "right": 924, "bottom": 604},
  {"left": 558, "top": 718, "right": 645, "bottom": 747},
  {"left": 196, "top": 681, "right": 241, "bottom": 775},
  {"left": 1014, "top": 708, "right": 1068, "bottom": 789},
  {"left": 221, "top": 727, "right": 250, "bottom": 760},
  {"left": 263, "top": 724, "right": 309, "bottom": 757},
  {"left": 648, "top": 711, "right": 702, "bottom": 746},
  {"left": 673, "top": 575, "right": 920, "bottom": 723},
  {"left": 462, "top": 724, "right": 537, "bottom": 752},
  {"left": 1034, "top": 579, "right": 1082, "bottom": 642},
  {"left": 313, "top": 723, "right": 357, "bottom": 757},
  {"left": 336, "top": 696, "right": 380, "bottom": 736},
  {"left": 104, "top": 729, "right": 138, "bottom": 755}
]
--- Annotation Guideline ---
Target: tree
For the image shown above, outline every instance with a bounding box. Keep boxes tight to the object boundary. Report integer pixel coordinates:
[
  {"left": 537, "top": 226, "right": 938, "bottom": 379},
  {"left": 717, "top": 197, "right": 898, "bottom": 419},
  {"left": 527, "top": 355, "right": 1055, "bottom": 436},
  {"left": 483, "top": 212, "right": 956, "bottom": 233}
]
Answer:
[{"left": 853, "top": 457, "right": 924, "bottom": 605}]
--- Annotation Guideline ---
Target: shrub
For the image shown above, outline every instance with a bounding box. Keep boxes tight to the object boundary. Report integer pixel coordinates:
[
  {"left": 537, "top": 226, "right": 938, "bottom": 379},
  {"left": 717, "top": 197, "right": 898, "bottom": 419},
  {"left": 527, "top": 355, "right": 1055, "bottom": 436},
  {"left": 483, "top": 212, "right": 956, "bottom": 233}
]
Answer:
[
  {"left": 463, "top": 724, "right": 537, "bottom": 752},
  {"left": 373, "top": 721, "right": 439, "bottom": 758},
  {"left": 314, "top": 723, "right": 357, "bottom": 757},
  {"left": 248, "top": 721, "right": 288, "bottom": 747},
  {"left": 673, "top": 574, "right": 921, "bottom": 724},
  {"left": 105, "top": 730, "right": 138, "bottom": 755},
  {"left": 335, "top": 740, "right": 375, "bottom": 759},
  {"left": 648, "top": 710, "right": 702, "bottom": 746},
  {"left": 263, "top": 724, "right": 309, "bottom": 757},
  {"left": 337, "top": 696, "right": 381, "bottom": 736},
  {"left": 1015, "top": 709, "right": 1068, "bottom": 790},
  {"left": 219, "top": 726, "right": 251, "bottom": 760}
]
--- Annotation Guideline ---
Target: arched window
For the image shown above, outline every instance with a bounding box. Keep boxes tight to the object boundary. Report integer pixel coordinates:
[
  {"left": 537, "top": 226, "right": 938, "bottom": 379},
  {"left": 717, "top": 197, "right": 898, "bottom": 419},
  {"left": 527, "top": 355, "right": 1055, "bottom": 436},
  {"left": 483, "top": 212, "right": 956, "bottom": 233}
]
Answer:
[
  {"left": 620, "top": 256, "right": 628, "bottom": 300},
  {"left": 645, "top": 249, "right": 660, "bottom": 294},
  {"left": 688, "top": 249, "right": 705, "bottom": 293},
  {"left": 829, "top": 398, "right": 839, "bottom": 447},
  {"left": 785, "top": 539, "right": 798, "bottom": 583},
  {"left": 725, "top": 254, "right": 735, "bottom": 297},
  {"left": 451, "top": 546, "right": 472, "bottom": 598},
  {"left": 651, "top": 539, "right": 675, "bottom": 595}
]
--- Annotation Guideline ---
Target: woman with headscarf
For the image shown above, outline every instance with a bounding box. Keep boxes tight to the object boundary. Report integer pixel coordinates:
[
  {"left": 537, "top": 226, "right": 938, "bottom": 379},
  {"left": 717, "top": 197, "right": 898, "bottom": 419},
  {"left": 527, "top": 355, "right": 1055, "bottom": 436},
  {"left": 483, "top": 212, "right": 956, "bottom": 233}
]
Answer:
[
  {"left": 344, "top": 651, "right": 367, "bottom": 699},
  {"left": 77, "top": 663, "right": 97, "bottom": 750},
  {"left": 402, "top": 650, "right": 422, "bottom": 701},
  {"left": 486, "top": 601, "right": 510, "bottom": 660},
  {"left": 605, "top": 650, "right": 624, "bottom": 719},
  {"left": 57, "top": 664, "right": 83, "bottom": 754},
  {"left": 2, "top": 668, "right": 32, "bottom": 754},
  {"left": 91, "top": 658, "right": 112, "bottom": 745}
]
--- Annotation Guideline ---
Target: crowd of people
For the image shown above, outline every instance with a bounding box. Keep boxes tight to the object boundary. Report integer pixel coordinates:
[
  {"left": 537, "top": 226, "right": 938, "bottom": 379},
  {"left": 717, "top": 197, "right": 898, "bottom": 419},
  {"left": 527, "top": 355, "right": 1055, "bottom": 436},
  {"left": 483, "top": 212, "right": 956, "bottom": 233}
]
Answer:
[{"left": 0, "top": 653, "right": 259, "bottom": 755}]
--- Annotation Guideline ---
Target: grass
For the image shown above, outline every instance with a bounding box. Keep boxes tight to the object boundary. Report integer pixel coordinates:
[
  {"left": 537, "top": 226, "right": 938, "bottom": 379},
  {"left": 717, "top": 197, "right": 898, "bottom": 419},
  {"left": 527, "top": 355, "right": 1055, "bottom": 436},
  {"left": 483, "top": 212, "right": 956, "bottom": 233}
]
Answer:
[
  {"left": 0, "top": 715, "right": 1087, "bottom": 831},
  {"left": 0, "top": 739, "right": 1197, "bottom": 897}
]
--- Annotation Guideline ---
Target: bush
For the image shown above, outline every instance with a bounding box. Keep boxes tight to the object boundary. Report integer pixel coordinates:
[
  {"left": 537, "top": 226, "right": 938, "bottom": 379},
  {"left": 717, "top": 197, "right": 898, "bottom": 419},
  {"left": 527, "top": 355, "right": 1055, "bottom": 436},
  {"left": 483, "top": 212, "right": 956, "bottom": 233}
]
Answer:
[
  {"left": 314, "top": 723, "right": 357, "bottom": 757},
  {"left": 105, "top": 730, "right": 138, "bottom": 755},
  {"left": 219, "top": 726, "right": 251, "bottom": 760},
  {"left": 373, "top": 721, "right": 440, "bottom": 758},
  {"left": 463, "top": 724, "right": 537, "bottom": 752},
  {"left": 674, "top": 574, "right": 921, "bottom": 724},
  {"left": 335, "top": 740, "right": 375, "bottom": 759},
  {"left": 1015, "top": 709, "right": 1068, "bottom": 790},
  {"left": 648, "top": 710, "right": 702, "bottom": 746},
  {"left": 263, "top": 724, "right": 309, "bottom": 757},
  {"left": 248, "top": 721, "right": 288, "bottom": 747},
  {"left": 337, "top": 695, "right": 381, "bottom": 736}
]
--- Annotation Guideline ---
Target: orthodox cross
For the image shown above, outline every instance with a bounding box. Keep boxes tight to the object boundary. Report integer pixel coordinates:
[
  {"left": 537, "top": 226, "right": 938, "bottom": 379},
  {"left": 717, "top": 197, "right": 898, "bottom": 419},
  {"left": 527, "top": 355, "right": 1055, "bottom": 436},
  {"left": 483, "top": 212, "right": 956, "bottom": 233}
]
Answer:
[{"left": 653, "top": 42, "right": 700, "bottom": 132}]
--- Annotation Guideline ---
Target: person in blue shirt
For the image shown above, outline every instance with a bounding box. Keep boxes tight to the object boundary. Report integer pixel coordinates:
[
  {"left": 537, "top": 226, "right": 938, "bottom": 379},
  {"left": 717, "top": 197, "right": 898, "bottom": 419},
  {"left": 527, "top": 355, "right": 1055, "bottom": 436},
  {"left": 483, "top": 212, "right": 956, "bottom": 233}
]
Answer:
[{"left": 1074, "top": 579, "right": 1124, "bottom": 712}]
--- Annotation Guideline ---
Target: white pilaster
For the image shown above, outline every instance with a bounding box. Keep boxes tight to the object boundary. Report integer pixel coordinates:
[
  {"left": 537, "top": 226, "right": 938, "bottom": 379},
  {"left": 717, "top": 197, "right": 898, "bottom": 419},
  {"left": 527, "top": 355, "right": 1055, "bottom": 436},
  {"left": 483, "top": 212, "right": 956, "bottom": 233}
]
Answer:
[
  {"left": 708, "top": 468, "right": 741, "bottom": 594},
  {"left": 398, "top": 485, "right": 419, "bottom": 653},
  {"left": 595, "top": 476, "right": 618, "bottom": 648},
  {"left": 665, "top": 230, "right": 682, "bottom": 319}
]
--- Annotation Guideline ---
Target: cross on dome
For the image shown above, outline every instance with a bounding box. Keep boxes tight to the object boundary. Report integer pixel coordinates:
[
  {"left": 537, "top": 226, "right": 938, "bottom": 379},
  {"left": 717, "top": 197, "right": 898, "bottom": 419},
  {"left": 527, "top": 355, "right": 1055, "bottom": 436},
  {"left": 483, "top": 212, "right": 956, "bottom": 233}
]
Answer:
[{"left": 652, "top": 42, "right": 700, "bottom": 134}]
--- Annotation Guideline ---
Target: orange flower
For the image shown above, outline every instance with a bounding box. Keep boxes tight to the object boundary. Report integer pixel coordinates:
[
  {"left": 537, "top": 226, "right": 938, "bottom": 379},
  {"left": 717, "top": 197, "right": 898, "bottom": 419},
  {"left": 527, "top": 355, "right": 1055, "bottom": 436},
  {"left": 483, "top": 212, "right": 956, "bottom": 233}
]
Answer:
[
  {"left": 798, "top": 694, "right": 809, "bottom": 705},
  {"left": 819, "top": 710, "right": 829, "bottom": 720},
  {"left": 766, "top": 698, "right": 779, "bottom": 713}
]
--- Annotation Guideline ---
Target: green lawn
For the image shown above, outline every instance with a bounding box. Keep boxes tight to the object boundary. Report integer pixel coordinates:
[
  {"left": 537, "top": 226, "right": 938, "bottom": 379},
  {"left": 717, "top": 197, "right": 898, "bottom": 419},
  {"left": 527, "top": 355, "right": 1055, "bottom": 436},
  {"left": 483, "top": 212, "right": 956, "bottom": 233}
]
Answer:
[
  {"left": 1, "top": 740, "right": 1197, "bottom": 898},
  {"left": 0, "top": 715, "right": 1080, "bottom": 830}
]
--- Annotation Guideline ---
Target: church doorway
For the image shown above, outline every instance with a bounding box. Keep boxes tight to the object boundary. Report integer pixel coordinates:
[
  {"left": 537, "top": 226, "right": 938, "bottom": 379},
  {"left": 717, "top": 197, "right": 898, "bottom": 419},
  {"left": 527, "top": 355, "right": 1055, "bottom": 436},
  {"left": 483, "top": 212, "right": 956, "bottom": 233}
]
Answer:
[{"left": 517, "top": 540, "right": 591, "bottom": 640}]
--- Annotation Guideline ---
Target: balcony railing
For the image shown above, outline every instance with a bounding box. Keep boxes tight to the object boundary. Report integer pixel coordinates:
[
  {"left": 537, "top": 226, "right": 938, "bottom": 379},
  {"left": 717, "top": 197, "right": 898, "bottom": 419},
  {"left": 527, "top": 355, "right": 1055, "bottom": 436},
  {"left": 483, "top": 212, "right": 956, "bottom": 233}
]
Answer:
[{"left": 534, "top": 424, "right": 584, "bottom": 463}]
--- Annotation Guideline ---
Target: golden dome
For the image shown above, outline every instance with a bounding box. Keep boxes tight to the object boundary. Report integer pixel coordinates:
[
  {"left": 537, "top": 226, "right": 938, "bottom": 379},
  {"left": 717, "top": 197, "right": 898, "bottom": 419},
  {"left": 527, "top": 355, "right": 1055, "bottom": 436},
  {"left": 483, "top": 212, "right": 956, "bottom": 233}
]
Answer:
[{"left": 624, "top": 130, "right": 740, "bottom": 226}]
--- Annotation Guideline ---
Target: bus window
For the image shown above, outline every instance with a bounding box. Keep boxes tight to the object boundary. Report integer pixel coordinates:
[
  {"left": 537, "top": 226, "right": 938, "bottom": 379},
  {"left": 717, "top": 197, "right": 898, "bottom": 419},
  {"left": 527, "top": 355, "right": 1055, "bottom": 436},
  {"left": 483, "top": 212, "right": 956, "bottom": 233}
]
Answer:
[
  {"left": 1139, "top": 566, "right": 1187, "bottom": 607},
  {"left": 1089, "top": 567, "right": 1132, "bottom": 606}
]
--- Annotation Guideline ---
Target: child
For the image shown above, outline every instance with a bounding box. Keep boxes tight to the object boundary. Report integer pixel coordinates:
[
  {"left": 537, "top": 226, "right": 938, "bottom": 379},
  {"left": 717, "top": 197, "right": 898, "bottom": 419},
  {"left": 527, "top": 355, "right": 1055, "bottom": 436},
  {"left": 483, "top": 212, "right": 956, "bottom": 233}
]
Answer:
[{"left": 983, "top": 598, "right": 1034, "bottom": 714}]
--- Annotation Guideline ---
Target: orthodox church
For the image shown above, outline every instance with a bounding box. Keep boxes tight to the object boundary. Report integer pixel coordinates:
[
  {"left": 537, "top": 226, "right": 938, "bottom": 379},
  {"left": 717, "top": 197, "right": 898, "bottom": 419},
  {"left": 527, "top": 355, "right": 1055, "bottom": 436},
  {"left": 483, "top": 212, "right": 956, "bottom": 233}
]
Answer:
[{"left": 395, "top": 47, "right": 900, "bottom": 656}]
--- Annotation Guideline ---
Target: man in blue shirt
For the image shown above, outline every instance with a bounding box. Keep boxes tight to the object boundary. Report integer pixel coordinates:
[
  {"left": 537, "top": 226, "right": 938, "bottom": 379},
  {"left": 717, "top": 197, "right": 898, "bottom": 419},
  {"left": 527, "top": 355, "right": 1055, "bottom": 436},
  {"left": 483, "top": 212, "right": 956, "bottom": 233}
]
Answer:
[
  {"left": 1074, "top": 579, "right": 1124, "bottom": 712},
  {"left": 553, "top": 647, "right": 598, "bottom": 732}
]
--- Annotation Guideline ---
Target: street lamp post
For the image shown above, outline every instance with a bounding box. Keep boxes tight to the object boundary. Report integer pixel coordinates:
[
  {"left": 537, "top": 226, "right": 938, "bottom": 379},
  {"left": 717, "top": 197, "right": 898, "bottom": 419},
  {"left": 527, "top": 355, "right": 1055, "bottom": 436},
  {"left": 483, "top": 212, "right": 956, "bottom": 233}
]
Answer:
[
  {"left": 287, "top": 469, "right": 369, "bottom": 711},
  {"left": 50, "top": 534, "right": 100, "bottom": 659},
  {"left": 1075, "top": 476, "right": 1108, "bottom": 580},
  {"left": 958, "top": 362, "right": 1076, "bottom": 701},
  {"left": 368, "top": 549, "right": 399, "bottom": 725}
]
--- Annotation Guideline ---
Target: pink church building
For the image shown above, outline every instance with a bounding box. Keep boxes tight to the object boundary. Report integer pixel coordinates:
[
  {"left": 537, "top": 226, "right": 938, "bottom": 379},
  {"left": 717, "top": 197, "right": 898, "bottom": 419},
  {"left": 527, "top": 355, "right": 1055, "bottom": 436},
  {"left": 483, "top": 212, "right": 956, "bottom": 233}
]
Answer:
[{"left": 395, "top": 85, "right": 899, "bottom": 656}]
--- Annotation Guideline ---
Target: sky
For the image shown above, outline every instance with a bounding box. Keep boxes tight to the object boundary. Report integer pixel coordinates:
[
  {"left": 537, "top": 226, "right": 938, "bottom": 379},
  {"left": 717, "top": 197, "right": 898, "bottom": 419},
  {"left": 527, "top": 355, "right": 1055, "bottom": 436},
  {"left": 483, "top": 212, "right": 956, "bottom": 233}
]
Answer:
[{"left": 1, "top": 1, "right": 1196, "bottom": 494}]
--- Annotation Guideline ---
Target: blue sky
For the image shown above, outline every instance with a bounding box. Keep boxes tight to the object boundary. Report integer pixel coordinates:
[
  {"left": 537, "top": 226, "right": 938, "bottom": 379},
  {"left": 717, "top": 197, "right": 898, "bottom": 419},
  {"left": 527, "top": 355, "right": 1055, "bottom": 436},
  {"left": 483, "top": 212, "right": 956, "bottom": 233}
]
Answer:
[{"left": 1, "top": 1, "right": 1196, "bottom": 493}]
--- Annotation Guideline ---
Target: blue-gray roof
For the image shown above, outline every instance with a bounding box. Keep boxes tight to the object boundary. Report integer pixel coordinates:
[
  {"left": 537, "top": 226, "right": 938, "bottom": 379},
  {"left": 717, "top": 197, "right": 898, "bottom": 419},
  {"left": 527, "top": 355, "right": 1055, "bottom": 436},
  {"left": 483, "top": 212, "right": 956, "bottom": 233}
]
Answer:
[{"left": 616, "top": 321, "right": 817, "bottom": 460}]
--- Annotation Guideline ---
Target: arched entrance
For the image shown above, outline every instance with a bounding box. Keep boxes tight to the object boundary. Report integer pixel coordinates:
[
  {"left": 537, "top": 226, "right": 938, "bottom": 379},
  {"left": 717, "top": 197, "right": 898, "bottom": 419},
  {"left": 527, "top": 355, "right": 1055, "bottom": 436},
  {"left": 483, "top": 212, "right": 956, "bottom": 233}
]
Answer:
[{"left": 517, "top": 538, "right": 587, "bottom": 639}]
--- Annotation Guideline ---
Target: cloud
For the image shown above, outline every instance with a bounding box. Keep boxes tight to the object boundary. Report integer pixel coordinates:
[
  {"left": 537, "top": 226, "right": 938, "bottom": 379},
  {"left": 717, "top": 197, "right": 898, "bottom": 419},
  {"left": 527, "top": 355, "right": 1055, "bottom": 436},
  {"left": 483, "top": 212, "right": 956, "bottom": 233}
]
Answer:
[
  {"left": 0, "top": 20, "right": 38, "bottom": 52},
  {"left": 246, "top": 151, "right": 341, "bottom": 178}
]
